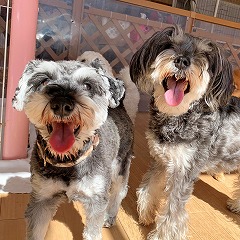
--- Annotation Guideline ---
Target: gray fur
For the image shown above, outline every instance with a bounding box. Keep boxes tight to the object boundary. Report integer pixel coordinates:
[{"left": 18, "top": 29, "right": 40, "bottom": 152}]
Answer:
[
  {"left": 130, "top": 26, "right": 240, "bottom": 240},
  {"left": 13, "top": 59, "right": 133, "bottom": 240}
]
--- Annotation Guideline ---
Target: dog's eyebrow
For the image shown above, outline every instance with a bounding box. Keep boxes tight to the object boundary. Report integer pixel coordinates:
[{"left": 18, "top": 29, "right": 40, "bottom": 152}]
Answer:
[
  {"left": 30, "top": 72, "right": 52, "bottom": 82},
  {"left": 27, "top": 72, "right": 53, "bottom": 89}
]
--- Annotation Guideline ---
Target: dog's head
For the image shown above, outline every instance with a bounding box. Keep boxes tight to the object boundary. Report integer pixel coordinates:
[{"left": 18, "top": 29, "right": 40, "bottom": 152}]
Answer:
[
  {"left": 77, "top": 51, "right": 114, "bottom": 78},
  {"left": 130, "top": 26, "right": 233, "bottom": 115},
  {"left": 12, "top": 60, "right": 125, "bottom": 157}
]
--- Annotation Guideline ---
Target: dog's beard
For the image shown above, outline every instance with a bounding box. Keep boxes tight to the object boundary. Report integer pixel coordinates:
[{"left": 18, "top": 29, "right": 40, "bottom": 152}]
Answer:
[
  {"left": 151, "top": 49, "right": 210, "bottom": 116},
  {"left": 24, "top": 92, "right": 108, "bottom": 157}
]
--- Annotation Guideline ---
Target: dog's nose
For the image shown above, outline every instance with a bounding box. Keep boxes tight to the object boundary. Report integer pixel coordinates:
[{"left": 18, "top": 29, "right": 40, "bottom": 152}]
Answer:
[
  {"left": 50, "top": 97, "right": 75, "bottom": 117},
  {"left": 174, "top": 56, "right": 190, "bottom": 70}
]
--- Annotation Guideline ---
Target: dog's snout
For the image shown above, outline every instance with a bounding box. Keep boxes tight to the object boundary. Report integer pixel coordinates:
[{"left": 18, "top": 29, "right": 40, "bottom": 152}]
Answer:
[
  {"left": 50, "top": 97, "right": 75, "bottom": 117},
  {"left": 45, "top": 84, "right": 64, "bottom": 97},
  {"left": 174, "top": 56, "right": 190, "bottom": 70}
]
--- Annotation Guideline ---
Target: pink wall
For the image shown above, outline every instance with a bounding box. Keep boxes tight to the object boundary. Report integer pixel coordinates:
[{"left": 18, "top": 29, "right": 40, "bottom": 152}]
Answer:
[{"left": 2, "top": 0, "right": 39, "bottom": 159}]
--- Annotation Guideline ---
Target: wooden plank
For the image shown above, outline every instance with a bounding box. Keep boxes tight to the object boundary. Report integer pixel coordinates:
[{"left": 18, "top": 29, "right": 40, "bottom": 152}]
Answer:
[
  {"left": 111, "top": 19, "right": 137, "bottom": 51},
  {"left": 0, "top": 193, "right": 29, "bottom": 220},
  {"left": 119, "top": 0, "right": 240, "bottom": 30},
  {"left": 226, "top": 43, "right": 240, "bottom": 68},
  {"left": 68, "top": 0, "right": 84, "bottom": 60},
  {"left": 192, "top": 29, "right": 240, "bottom": 45},
  {"left": 194, "top": 12, "right": 240, "bottom": 30},
  {"left": 85, "top": 7, "right": 168, "bottom": 28},
  {"left": 119, "top": 0, "right": 191, "bottom": 17},
  {"left": 81, "top": 28, "right": 101, "bottom": 52},
  {"left": 0, "top": 219, "right": 26, "bottom": 240}
]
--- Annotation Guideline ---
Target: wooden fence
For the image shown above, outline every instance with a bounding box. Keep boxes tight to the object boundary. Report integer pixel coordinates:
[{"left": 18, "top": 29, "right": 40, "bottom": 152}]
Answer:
[{"left": 35, "top": 0, "right": 240, "bottom": 73}]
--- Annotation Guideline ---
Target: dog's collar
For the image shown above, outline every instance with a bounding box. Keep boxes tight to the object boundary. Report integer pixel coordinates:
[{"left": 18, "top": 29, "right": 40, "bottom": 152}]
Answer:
[{"left": 36, "top": 134, "right": 99, "bottom": 168}]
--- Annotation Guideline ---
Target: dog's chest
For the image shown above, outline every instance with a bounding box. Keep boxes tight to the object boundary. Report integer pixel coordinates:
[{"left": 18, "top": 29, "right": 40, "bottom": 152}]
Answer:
[
  {"left": 146, "top": 130, "right": 196, "bottom": 170},
  {"left": 35, "top": 173, "right": 108, "bottom": 201},
  {"left": 66, "top": 174, "right": 108, "bottom": 201}
]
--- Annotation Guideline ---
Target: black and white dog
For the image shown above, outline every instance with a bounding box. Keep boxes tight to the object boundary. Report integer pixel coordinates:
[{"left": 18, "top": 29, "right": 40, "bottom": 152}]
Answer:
[
  {"left": 130, "top": 26, "right": 240, "bottom": 240},
  {"left": 12, "top": 59, "right": 133, "bottom": 240}
]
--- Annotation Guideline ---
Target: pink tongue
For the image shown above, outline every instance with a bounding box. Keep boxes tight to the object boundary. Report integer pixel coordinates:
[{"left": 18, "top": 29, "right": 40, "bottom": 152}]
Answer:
[
  {"left": 49, "top": 122, "right": 75, "bottom": 153},
  {"left": 164, "top": 78, "right": 186, "bottom": 106}
]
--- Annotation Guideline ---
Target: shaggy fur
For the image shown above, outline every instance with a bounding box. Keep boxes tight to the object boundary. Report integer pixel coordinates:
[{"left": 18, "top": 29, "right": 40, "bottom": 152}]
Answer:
[
  {"left": 130, "top": 26, "right": 240, "bottom": 240},
  {"left": 77, "top": 51, "right": 140, "bottom": 123},
  {"left": 233, "top": 68, "right": 240, "bottom": 98},
  {"left": 13, "top": 59, "right": 133, "bottom": 240}
]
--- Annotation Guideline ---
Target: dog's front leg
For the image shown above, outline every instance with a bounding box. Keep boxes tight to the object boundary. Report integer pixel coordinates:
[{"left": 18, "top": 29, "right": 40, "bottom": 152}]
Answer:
[
  {"left": 148, "top": 169, "right": 196, "bottom": 240},
  {"left": 137, "top": 161, "right": 166, "bottom": 225},
  {"left": 81, "top": 194, "right": 108, "bottom": 240},
  {"left": 104, "top": 155, "right": 131, "bottom": 227},
  {"left": 25, "top": 192, "right": 66, "bottom": 240}
]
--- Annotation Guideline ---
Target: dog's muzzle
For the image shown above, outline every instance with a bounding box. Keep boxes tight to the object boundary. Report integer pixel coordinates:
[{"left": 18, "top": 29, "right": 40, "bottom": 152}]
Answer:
[
  {"left": 161, "top": 56, "right": 191, "bottom": 107},
  {"left": 48, "top": 122, "right": 81, "bottom": 153},
  {"left": 174, "top": 56, "right": 190, "bottom": 70},
  {"left": 50, "top": 96, "right": 75, "bottom": 117},
  {"left": 162, "top": 75, "right": 190, "bottom": 107},
  {"left": 44, "top": 84, "right": 81, "bottom": 153}
]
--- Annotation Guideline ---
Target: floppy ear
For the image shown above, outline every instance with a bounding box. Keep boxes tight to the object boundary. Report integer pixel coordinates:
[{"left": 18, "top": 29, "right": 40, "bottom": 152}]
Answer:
[
  {"left": 90, "top": 58, "right": 125, "bottom": 108},
  {"left": 89, "top": 58, "right": 104, "bottom": 71},
  {"left": 205, "top": 42, "right": 234, "bottom": 109},
  {"left": 129, "top": 26, "right": 176, "bottom": 93},
  {"left": 107, "top": 76, "right": 125, "bottom": 108},
  {"left": 12, "top": 60, "right": 41, "bottom": 111}
]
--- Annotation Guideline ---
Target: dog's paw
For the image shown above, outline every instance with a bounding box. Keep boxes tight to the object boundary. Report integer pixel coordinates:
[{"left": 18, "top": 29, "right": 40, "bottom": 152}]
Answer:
[
  {"left": 147, "top": 225, "right": 187, "bottom": 240},
  {"left": 227, "top": 198, "right": 240, "bottom": 213},
  {"left": 137, "top": 189, "right": 156, "bottom": 225},
  {"left": 103, "top": 216, "right": 116, "bottom": 228},
  {"left": 147, "top": 229, "right": 186, "bottom": 240}
]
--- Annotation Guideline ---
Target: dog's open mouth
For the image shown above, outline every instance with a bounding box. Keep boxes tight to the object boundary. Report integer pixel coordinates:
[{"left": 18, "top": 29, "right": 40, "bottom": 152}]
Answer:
[
  {"left": 162, "top": 75, "right": 190, "bottom": 106},
  {"left": 47, "top": 122, "right": 80, "bottom": 153}
]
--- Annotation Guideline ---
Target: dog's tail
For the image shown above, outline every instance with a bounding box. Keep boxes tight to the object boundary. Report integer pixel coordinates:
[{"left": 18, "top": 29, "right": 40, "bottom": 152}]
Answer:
[{"left": 118, "top": 66, "right": 140, "bottom": 124}]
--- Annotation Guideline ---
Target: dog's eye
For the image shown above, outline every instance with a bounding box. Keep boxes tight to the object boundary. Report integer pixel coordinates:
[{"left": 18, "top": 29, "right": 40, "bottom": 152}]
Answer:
[
  {"left": 35, "top": 78, "right": 49, "bottom": 91},
  {"left": 83, "top": 83, "right": 92, "bottom": 90},
  {"left": 41, "top": 78, "right": 49, "bottom": 86}
]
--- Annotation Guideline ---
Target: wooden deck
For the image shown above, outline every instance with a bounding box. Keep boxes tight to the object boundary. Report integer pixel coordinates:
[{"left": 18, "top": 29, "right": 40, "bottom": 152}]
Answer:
[{"left": 0, "top": 112, "right": 240, "bottom": 240}]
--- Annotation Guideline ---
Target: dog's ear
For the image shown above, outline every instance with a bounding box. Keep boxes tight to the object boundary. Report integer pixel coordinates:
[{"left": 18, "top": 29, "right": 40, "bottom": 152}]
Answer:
[
  {"left": 12, "top": 60, "right": 41, "bottom": 111},
  {"left": 107, "top": 76, "right": 125, "bottom": 108},
  {"left": 205, "top": 42, "right": 234, "bottom": 109},
  {"left": 130, "top": 26, "right": 176, "bottom": 93},
  {"left": 89, "top": 58, "right": 104, "bottom": 71}
]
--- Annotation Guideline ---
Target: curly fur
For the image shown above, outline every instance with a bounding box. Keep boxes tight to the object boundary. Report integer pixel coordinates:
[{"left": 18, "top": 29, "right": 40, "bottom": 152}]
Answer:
[
  {"left": 130, "top": 26, "right": 240, "bottom": 240},
  {"left": 77, "top": 51, "right": 140, "bottom": 123},
  {"left": 13, "top": 59, "right": 133, "bottom": 240}
]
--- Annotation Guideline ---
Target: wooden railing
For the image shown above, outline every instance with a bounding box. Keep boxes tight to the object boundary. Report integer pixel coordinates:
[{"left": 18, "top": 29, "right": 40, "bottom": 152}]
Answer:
[
  {"left": 75, "top": 6, "right": 172, "bottom": 73},
  {"left": 120, "top": 0, "right": 240, "bottom": 68},
  {"left": 35, "top": 0, "right": 240, "bottom": 71}
]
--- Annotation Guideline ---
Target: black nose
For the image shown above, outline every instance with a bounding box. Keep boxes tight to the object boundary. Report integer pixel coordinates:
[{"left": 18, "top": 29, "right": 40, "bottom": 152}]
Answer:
[
  {"left": 50, "top": 97, "right": 75, "bottom": 117},
  {"left": 45, "top": 84, "right": 75, "bottom": 117},
  {"left": 174, "top": 56, "right": 190, "bottom": 70}
]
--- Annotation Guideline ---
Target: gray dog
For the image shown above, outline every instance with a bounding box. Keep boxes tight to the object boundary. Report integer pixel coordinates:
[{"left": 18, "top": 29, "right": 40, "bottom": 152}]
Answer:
[
  {"left": 130, "top": 26, "right": 240, "bottom": 240},
  {"left": 12, "top": 59, "right": 133, "bottom": 240}
]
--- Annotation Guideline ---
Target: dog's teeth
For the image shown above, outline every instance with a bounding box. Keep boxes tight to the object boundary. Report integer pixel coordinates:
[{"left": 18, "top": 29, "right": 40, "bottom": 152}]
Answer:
[
  {"left": 47, "top": 124, "right": 53, "bottom": 134},
  {"left": 74, "top": 125, "right": 80, "bottom": 136}
]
